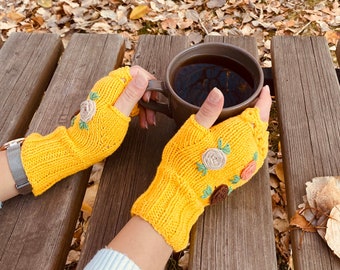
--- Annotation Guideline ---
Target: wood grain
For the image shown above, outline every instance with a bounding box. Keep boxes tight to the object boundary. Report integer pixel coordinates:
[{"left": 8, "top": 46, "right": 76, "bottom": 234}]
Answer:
[
  {"left": 272, "top": 36, "right": 340, "bottom": 270},
  {"left": 0, "top": 33, "right": 63, "bottom": 145},
  {"left": 0, "top": 33, "right": 125, "bottom": 270}
]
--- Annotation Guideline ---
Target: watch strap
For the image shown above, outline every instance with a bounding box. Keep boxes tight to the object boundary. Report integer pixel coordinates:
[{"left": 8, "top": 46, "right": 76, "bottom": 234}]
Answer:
[{"left": 6, "top": 141, "right": 32, "bottom": 195}]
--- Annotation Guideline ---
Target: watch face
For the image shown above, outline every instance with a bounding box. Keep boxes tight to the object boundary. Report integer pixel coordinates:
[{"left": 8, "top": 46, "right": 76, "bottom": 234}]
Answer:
[{"left": 0, "top": 138, "right": 25, "bottom": 151}]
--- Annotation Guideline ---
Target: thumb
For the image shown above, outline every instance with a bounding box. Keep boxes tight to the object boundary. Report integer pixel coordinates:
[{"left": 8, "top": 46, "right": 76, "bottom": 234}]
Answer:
[
  {"left": 195, "top": 88, "right": 224, "bottom": 129},
  {"left": 114, "top": 67, "right": 148, "bottom": 116}
]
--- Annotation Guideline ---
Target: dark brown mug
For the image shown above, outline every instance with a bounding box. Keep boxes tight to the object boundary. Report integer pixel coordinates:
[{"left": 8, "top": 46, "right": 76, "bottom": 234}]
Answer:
[{"left": 140, "top": 42, "right": 264, "bottom": 127}]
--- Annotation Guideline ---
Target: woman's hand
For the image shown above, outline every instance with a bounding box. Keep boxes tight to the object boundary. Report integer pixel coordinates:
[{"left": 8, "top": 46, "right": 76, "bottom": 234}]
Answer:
[
  {"left": 114, "top": 65, "right": 158, "bottom": 129},
  {"left": 195, "top": 85, "right": 272, "bottom": 128}
]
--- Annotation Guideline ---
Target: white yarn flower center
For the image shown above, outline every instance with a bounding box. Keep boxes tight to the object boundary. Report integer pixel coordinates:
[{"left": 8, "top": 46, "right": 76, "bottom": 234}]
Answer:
[{"left": 202, "top": 148, "right": 226, "bottom": 170}]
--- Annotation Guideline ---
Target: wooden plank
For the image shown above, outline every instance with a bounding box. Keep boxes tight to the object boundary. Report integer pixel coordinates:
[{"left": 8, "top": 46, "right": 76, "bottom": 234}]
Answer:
[
  {"left": 271, "top": 36, "right": 340, "bottom": 270},
  {"left": 189, "top": 36, "right": 277, "bottom": 270},
  {"left": 77, "top": 34, "right": 189, "bottom": 268},
  {"left": 0, "top": 34, "right": 125, "bottom": 270},
  {"left": 0, "top": 33, "right": 63, "bottom": 145}
]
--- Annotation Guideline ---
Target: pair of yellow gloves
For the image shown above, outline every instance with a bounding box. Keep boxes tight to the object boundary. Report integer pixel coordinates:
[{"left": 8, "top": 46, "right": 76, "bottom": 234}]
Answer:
[{"left": 21, "top": 67, "right": 268, "bottom": 252}]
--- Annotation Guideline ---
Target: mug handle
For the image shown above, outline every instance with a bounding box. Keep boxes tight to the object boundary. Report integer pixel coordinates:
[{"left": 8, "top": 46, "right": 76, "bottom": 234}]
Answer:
[{"left": 138, "top": 80, "right": 172, "bottom": 118}]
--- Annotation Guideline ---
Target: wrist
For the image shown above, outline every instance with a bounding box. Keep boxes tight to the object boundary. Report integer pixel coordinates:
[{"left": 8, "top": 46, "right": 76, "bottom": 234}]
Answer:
[{"left": 0, "top": 138, "right": 32, "bottom": 196}]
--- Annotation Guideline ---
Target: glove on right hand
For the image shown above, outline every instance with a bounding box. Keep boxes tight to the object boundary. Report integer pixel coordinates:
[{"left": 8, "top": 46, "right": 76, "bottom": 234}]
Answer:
[{"left": 131, "top": 107, "right": 269, "bottom": 251}]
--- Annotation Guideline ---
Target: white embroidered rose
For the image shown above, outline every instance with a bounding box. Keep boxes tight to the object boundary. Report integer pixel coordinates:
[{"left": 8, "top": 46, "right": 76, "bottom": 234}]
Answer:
[
  {"left": 80, "top": 99, "right": 96, "bottom": 123},
  {"left": 202, "top": 148, "right": 226, "bottom": 170}
]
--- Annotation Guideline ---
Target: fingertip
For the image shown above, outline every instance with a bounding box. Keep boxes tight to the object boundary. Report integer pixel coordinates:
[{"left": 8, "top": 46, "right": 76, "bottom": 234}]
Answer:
[
  {"left": 263, "top": 85, "right": 270, "bottom": 93},
  {"left": 195, "top": 88, "right": 224, "bottom": 129}
]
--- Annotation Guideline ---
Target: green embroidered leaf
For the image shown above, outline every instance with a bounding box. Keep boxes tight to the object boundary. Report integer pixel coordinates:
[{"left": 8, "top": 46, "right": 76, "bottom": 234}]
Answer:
[
  {"left": 218, "top": 138, "right": 223, "bottom": 149},
  {"left": 217, "top": 138, "right": 230, "bottom": 154},
  {"left": 253, "top": 151, "right": 259, "bottom": 161},
  {"left": 231, "top": 175, "right": 240, "bottom": 184},
  {"left": 228, "top": 186, "right": 233, "bottom": 195},
  {"left": 79, "top": 121, "right": 89, "bottom": 130},
  {"left": 89, "top": 91, "right": 100, "bottom": 101},
  {"left": 222, "top": 144, "right": 231, "bottom": 154},
  {"left": 70, "top": 116, "right": 76, "bottom": 127},
  {"left": 201, "top": 185, "right": 213, "bottom": 199},
  {"left": 197, "top": 163, "right": 207, "bottom": 176}
]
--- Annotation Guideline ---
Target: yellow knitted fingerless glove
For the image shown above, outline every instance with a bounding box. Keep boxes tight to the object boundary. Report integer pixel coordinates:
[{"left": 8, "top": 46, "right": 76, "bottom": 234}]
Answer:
[
  {"left": 22, "top": 67, "right": 134, "bottom": 196},
  {"left": 131, "top": 107, "right": 268, "bottom": 251}
]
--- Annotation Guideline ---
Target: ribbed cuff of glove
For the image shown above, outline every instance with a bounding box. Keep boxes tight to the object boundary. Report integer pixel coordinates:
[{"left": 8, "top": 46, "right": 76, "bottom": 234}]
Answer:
[
  {"left": 132, "top": 108, "right": 268, "bottom": 251},
  {"left": 22, "top": 67, "right": 132, "bottom": 196},
  {"left": 131, "top": 167, "right": 205, "bottom": 252}
]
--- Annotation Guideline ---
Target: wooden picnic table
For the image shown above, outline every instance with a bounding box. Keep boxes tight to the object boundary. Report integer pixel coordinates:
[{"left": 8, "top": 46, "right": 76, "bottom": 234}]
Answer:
[{"left": 0, "top": 32, "right": 339, "bottom": 270}]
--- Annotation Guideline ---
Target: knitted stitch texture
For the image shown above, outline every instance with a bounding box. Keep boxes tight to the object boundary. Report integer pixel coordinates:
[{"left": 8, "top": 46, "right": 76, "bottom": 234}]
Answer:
[
  {"left": 131, "top": 107, "right": 268, "bottom": 251},
  {"left": 22, "top": 67, "right": 132, "bottom": 196}
]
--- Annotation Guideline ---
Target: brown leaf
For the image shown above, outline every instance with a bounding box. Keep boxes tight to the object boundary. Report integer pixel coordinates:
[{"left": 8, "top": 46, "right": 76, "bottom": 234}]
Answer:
[
  {"left": 325, "top": 30, "right": 340, "bottom": 45},
  {"left": 130, "top": 5, "right": 149, "bottom": 20},
  {"left": 7, "top": 11, "right": 25, "bottom": 22},
  {"left": 161, "top": 18, "right": 177, "bottom": 30},
  {"left": 325, "top": 205, "right": 340, "bottom": 258},
  {"left": 31, "top": 16, "right": 44, "bottom": 27},
  {"left": 290, "top": 210, "right": 317, "bottom": 233},
  {"left": 306, "top": 176, "right": 340, "bottom": 215},
  {"left": 274, "top": 162, "right": 285, "bottom": 182}
]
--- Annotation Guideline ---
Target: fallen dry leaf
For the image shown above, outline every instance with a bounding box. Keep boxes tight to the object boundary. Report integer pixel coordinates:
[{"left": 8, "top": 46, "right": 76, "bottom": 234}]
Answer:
[
  {"left": 325, "top": 30, "right": 340, "bottom": 45},
  {"left": 274, "top": 162, "right": 285, "bottom": 182},
  {"left": 293, "top": 176, "right": 340, "bottom": 258},
  {"left": 290, "top": 210, "right": 317, "bottom": 233},
  {"left": 305, "top": 176, "right": 340, "bottom": 216},
  {"left": 130, "top": 5, "right": 149, "bottom": 20},
  {"left": 7, "top": 11, "right": 25, "bottom": 22},
  {"left": 37, "top": 0, "right": 53, "bottom": 8},
  {"left": 325, "top": 205, "right": 340, "bottom": 258}
]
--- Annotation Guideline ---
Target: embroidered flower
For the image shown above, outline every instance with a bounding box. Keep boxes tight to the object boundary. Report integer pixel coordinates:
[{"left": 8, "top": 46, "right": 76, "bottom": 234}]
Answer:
[
  {"left": 80, "top": 100, "right": 96, "bottom": 123},
  {"left": 78, "top": 91, "right": 99, "bottom": 130},
  {"left": 197, "top": 138, "right": 230, "bottom": 176},
  {"left": 240, "top": 152, "right": 259, "bottom": 181},
  {"left": 240, "top": 160, "right": 257, "bottom": 181},
  {"left": 202, "top": 148, "right": 226, "bottom": 170},
  {"left": 210, "top": 184, "right": 229, "bottom": 205}
]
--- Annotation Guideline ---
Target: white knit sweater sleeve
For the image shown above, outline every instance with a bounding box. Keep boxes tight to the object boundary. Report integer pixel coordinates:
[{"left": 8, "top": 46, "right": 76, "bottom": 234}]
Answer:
[{"left": 84, "top": 248, "right": 140, "bottom": 270}]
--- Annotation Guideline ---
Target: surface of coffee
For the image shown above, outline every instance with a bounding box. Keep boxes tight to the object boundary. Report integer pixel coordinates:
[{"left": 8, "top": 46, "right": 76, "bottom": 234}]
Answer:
[{"left": 173, "top": 56, "right": 254, "bottom": 108}]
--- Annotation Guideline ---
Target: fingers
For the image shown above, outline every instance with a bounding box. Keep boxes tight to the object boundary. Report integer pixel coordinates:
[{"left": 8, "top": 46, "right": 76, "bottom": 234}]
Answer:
[
  {"left": 114, "top": 66, "right": 148, "bottom": 116},
  {"left": 138, "top": 106, "right": 157, "bottom": 129},
  {"left": 139, "top": 88, "right": 158, "bottom": 129},
  {"left": 254, "top": 85, "right": 272, "bottom": 123},
  {"left": 195, "top": 88, "right": 224, "bottom": 129}
]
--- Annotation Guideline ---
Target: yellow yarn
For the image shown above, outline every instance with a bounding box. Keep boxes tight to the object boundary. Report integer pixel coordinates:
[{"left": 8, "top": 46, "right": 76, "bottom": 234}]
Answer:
[
  {"left": 22, "top": 67, "right": 133, "bottom": 196},
  {"left": 131, "top": 107, "right": 268, "bottom": 251}
]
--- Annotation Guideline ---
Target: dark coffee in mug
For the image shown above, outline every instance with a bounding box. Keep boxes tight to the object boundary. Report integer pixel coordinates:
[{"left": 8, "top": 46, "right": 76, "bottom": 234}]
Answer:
[
  {"left": 140, "top": 42, "right": 264, "bottom": 127},
  {"left": 172, "top": 55, "right": 254, "bottom": 108}
]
